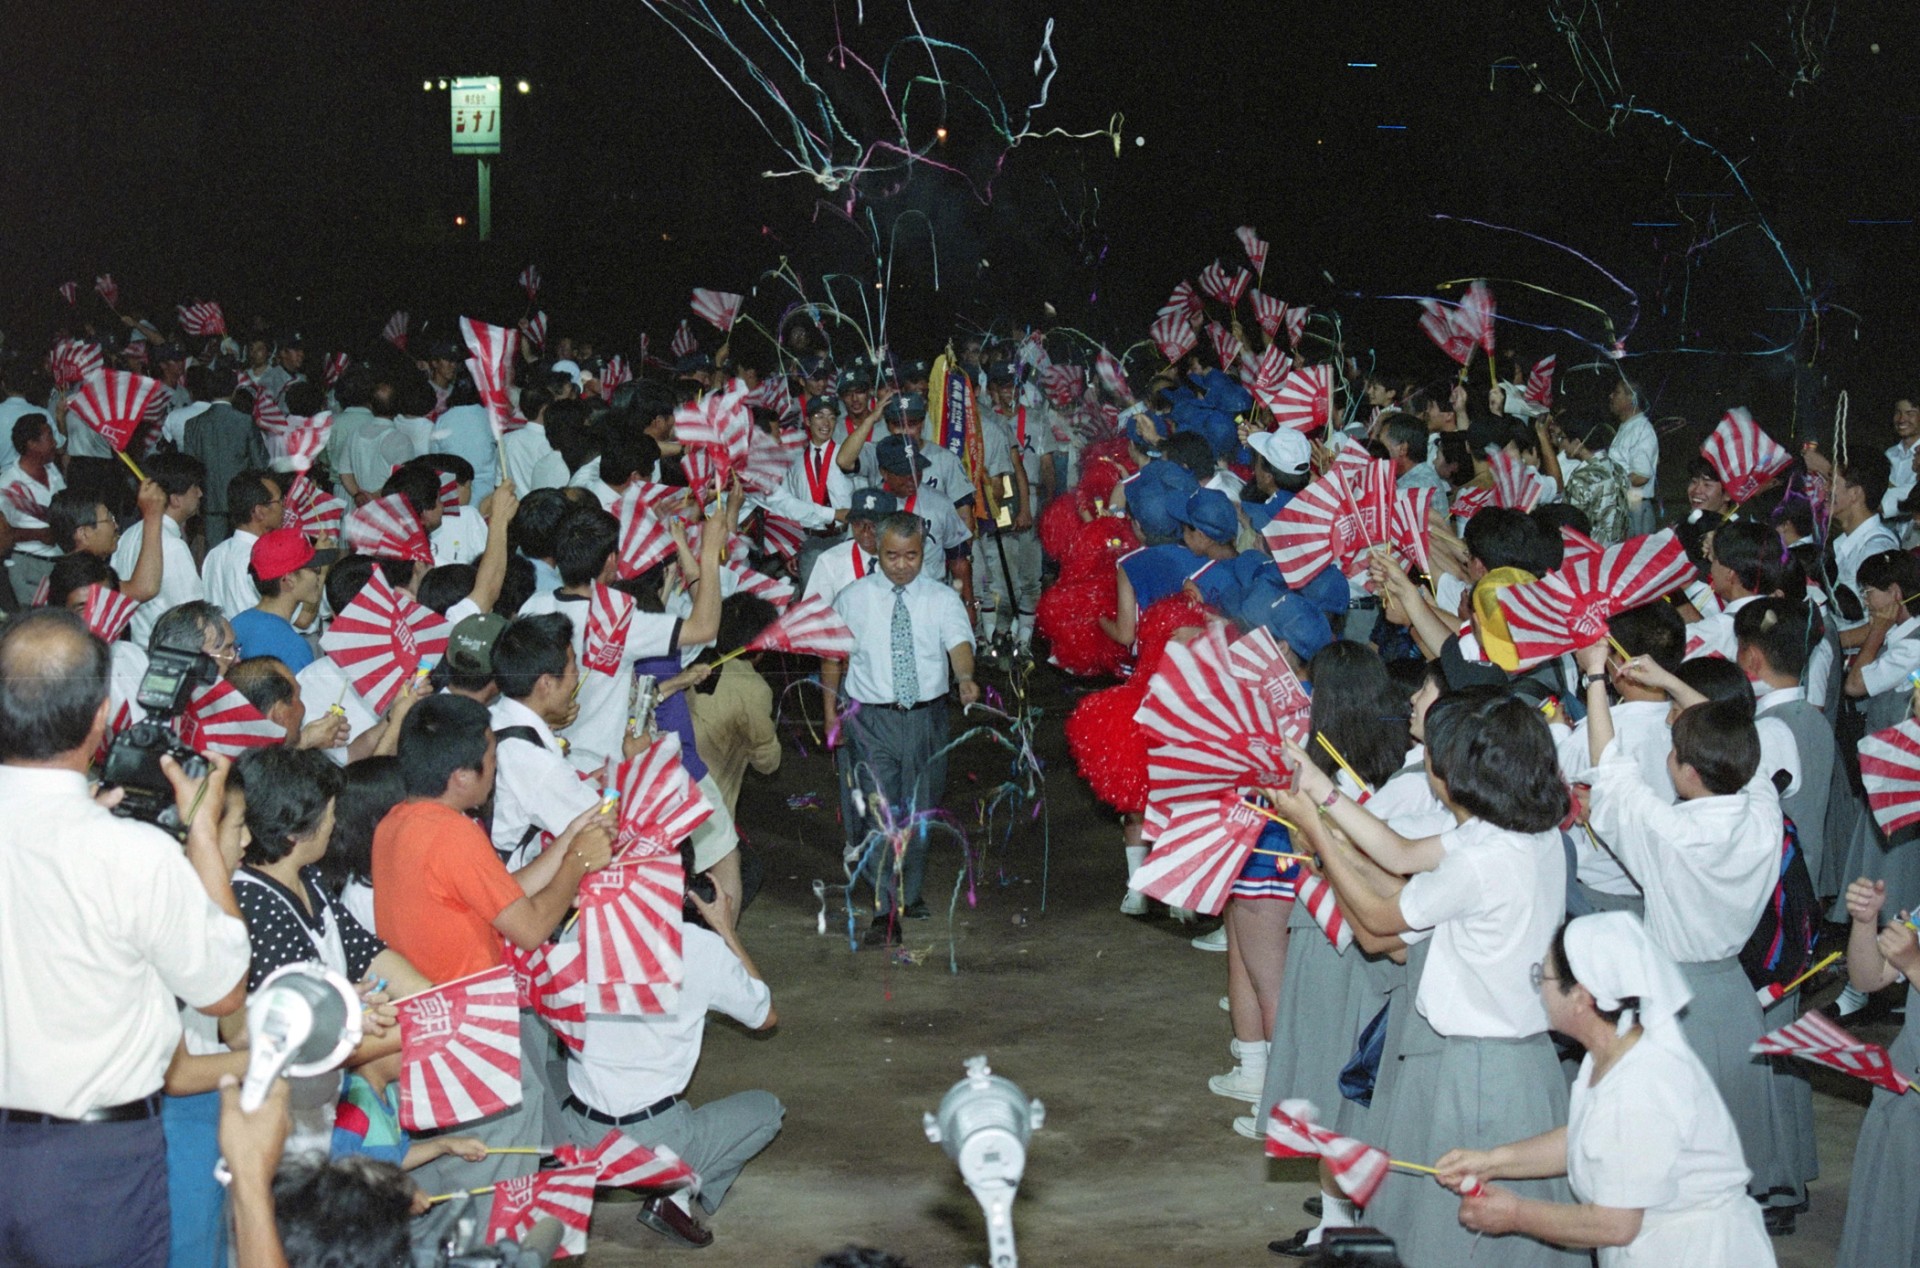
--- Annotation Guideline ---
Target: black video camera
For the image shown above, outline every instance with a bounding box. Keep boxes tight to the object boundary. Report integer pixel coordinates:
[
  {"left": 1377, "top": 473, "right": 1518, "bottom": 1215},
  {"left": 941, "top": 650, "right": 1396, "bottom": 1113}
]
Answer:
[{"left": 100, "top": 639, "right": 216, "bottom": 831}]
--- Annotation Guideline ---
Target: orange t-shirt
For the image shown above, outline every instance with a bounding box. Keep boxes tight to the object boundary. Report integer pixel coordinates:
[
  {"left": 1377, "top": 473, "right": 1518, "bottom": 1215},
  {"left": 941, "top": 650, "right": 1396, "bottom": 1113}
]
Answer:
[{"left": 371, "top": 799, "right": 524, "bottom": 983}]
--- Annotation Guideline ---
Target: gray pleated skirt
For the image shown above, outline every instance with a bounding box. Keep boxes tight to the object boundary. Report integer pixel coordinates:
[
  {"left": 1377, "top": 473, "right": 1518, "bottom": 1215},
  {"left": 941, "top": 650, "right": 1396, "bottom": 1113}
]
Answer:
[
  {"left": 1760, "top": 990, "right": 1818, "bottom": 1206},
  {"left": 1677, "top": 957, "right": 1793, "bottom": 1201},
  {"left": 1363, "top": 943, "right": 1587, "bottom": 1268},
  {"left": 1835, "top": 986, "right": 1920, "bottom": 1268},
  {"left": 1260, "top": 901, "right": 1392, "bottom": 1134}
]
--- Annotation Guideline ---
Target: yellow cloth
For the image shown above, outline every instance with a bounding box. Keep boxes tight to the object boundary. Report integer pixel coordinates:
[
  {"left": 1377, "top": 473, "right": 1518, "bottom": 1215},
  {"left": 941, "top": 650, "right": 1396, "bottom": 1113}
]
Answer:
[{"left": 1470, "top": 566, "right": 1536, "bottom": 671}]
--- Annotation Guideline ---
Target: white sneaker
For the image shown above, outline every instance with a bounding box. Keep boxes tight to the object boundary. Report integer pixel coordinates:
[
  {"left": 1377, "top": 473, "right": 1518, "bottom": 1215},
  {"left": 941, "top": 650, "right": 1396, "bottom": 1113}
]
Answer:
[
  {"left": 1191, "top": 926, "right": 1228, "bottom": 952},
  {"left": 1119, "top": 890, "right": 1149, "bottom": 916},
  {"left": 1168, "top": 905, "right": 1199, "bottom": 925},
  {"left": 1218, "top": 995, "right": 1230, "bottom": 1012},
  {"left": 1232, "top": 1114, "right": 1261, "bottom": 1139},
  {"left": 1208, "top": 1064, "right": 1266, "bottom": 1103}
]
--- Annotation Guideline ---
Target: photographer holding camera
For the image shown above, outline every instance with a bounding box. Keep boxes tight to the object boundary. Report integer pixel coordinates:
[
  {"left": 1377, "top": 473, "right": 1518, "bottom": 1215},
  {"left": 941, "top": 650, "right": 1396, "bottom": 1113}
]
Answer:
[{"left": 0, "top": 609, "right": 252, "bottom": 1265}]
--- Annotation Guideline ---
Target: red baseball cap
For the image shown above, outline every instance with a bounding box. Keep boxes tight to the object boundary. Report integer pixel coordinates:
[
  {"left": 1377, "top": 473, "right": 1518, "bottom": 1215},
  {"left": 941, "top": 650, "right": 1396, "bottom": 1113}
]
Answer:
[{"left": 250, "top": 527, "right": 316, "bottom": 582}]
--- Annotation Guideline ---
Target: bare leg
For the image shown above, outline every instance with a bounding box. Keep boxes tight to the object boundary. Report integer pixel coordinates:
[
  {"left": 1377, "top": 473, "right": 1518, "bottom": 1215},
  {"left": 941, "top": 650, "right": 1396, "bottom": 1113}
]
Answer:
[
  {"left": 1236, "top": 898, "right": 1293, "bottom": 1037},
  {"left": 1224, "top": 900, "right": 1265, "bottom": 1044}
]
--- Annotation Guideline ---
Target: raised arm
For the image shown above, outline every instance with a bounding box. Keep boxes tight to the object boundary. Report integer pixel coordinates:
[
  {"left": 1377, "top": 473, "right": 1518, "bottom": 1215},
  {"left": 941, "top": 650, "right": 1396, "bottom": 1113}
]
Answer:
[{"left": 121, "top": 480, "right": 168, "bottom": 603}]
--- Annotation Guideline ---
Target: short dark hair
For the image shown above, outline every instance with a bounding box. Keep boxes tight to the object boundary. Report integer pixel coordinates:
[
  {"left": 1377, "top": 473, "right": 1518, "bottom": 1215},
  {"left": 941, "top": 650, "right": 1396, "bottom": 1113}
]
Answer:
[
  {"left": 1529, "top": 502, "right": 1591, "bottom": 540},
  {"left": 1857, "top": 548, "right": 1920, "bottom": 601},
  {"left": 492, "top": 613, "right": 574, "bottom": 699},
  {"left": 1771, "top": 497, "right": 1815, "bottom": 541},
  {"left": 228, "top": 470, "right": 281, "bottom": 529},
  {"left": 380, "top": 464, "right": 439, "bottom": 522},
  {"left": 1379, "top": 412, "right": 1426, "bottom": 458},
  {"left": 47, "top": 488, "right": 106, "bottom": 553},
  {"left": 333, "top": 365, "right": 377, "bottom": 410},
  {"left": 145, "top": 451, "right": 206, "bottom": 500},
  {"left": 710, "top": 591, "right": 780, "bottom": 661},
  {"left": 601, "top": 431, "right": 659, "bottom": 487},
  {"left": 271, "top": 1155, "right": 413, "bottom": 1268},
  {"left": 1735, "top": 597, "right": 1818, "bottom": 681},
  {"left": 553, "top": 507, "right": 619, "bottom": 586},
  {"left": 150, "top": 601, "right": 226, "bottom": 656},
  {"left": 1464, "top": 507, "right": 1557, "bottom": 576},
  {"left": 283, "top": 381, "right": 326, "bottom": 417},
  {"left": 1838, "top": 447, "right": 1893, "bottom": 514},
  {"left": 416, "top": 564, "right": 476, "bottom": 615},
  {"left": 46, "top": 551, "right": 116, "bottom": 609},
  {"left": 1607, "top": 601, "right": 1686, "bottom": 675},
  {"left": 10, "top": 412, "right": 51, "bottom": 457},
  {"left": 1423, "top": 686, "right": 1569, "bottom": 833},
  {"left": 1708, "top": 518, "right": 1786, "bottom": 595},
  {"left": 227, "top": 656, "right": 297, "bottom": 718},
  {"left": 1671, "top": 698, "right": 1759, "bottom": 795},
  {"left": 1160, "top": 431, "right": 1215, "bottom": 482},
  {"left": 0, "top": 610, "right": 110, "bottom": 762},
  {"left": 235, "top": 747, "right": 343, "bottom": 866},
  {"left": 1307, "top": 641, "right": 1411, "bottom": 789},
  {"left": 1685, "top": 454, "right": 1721, "bottom": 485},
  {"left": 397, "top": 693, "right": 492, "bottom": 798},
  {"left": 512, "top": 488, "right": 576, "bottom": 561},
  {"left": 1436, "top": 432, "right": 1476, "bottom": 487},
  {"left": 495, "top": 554, "right": 537, "bottom": 617},
  {"left": 315, "top": 755, "right": 406, "bottom": 896},
  {"left": 325, "top": 555, "right": 376, "bottom": 618},
  {"left": 417, "top": 451, "right": 474, "bottom": 488}
]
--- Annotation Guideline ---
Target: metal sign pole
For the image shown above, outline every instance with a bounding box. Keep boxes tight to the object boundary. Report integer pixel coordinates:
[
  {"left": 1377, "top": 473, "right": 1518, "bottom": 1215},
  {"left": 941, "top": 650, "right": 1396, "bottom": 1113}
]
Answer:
[{"left": 477, "top": 157, "right": 492, "bottom": 241}]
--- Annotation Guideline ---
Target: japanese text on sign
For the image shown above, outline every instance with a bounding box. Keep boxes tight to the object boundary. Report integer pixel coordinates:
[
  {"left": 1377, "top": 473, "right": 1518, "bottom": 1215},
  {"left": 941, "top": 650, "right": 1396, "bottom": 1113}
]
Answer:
[{"left": 450, "top": 77, "right": 501, "bottom": 155}]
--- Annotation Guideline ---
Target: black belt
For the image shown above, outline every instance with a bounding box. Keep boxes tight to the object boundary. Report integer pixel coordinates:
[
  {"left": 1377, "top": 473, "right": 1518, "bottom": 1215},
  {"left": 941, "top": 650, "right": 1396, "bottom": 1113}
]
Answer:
[
  {"left": 1347, "top": 596, "right": 1381, "bottom": 611},
  {"left": 0, "top": 1093, "right": 162, "bottom": 1125},
  {"left": 565, "top": 1093, "right": 681, "bottom": 1127},
  {"left": 860, "top": 697, "right": 944, "bottom": 713}
]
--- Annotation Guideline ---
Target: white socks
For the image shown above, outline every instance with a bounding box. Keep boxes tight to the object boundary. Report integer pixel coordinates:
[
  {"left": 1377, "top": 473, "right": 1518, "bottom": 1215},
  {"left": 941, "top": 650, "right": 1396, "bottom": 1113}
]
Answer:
[
  {"left": 1834, "top": 984, "right": 1870, "bottom": 1016},
  {"left": 1124, "top": 844, "right": 1147, "bottom": 881},
  {"left": 1304, "top": 1190, "right": 1356, "bottom": 1247}
]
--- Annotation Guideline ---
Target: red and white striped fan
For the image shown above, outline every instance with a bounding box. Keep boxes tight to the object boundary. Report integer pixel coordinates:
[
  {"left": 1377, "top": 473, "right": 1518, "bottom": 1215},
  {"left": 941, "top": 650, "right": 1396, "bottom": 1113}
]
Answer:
[
  {"left": 1041, "top": 364, "right": 1087, "bottom": 409},
  {"left": 726, "top": 561, "right": 795, "bottom": 609},
  {"left": 1858, "top": 718, "right": 1920, "bottom": 838},
  {"left": 1524, "top": 355, "right": 1556, "bottom": 407},
  {"left": 141, "top": 383, "right": 172, "bottom": 428},
  {"left": 1341, "top": 459, "right": 1395, "bottom": 549},
  {"left": 1449, "top": 485, "right": 1495, "bottom": 524},
  {"left": 251, "top": 388, "right": 288, "bottom": 432},
  {"left": 1326, "top": 434, "right": 1373, "bottom": 483},
  {"left": 67, "top": 369, "right": 164, "bottom": 452},
  {"left": 460, "top": 316, "right": 519, "bottom": 442},
  {"left": 582, "top": 584, "right": 634, "bottom": 675},
  {"left": 1752, "top": 1010, "right": 1911, "bottom": 1094},
  {"left": 745, "top": 373, "right": 795, "bottom": 419},
  {"left": 322, "top": 352, "right": 349, "bottom": 388},
  {"left": 396, "top": 965, "right": 524, "bottom": 1131},
  {"left": 1149, "top": 313, "right": 1197, "bottom": 364},
  {"left": 285, "top": 472, "right": 345, "bottom": 538},
  {"left": 1460, "top": 281, "right": 1496, "bottom": 354},
  {"left": 612, "top": 733, "right": 713, "bottom": 859},
  {"left": 675, "top": 382, "right": 753, "bottom": 490},
  {"left": 343, "top": 493, "right": 433, "bottom": 564},
  {"left": 1246, "top": 346, "right": 1286, "bottom": 412},
  {"left": 760, "top": 512, "right": 807, "bottom": 561},
  {"left": 1267, "top": 363, "right": 1333, "bottom": 434},
  {"left": 381, "top": 311, "right": 409, "bottom": 351},
  {"left": 742, "top": 423, "right": 804, "bottom": 495},
  {"left": 690, "top": 287, "right": 744, "bottom": 332},
  {"left": 1417, "top": 281, "right": 1497, "bottom": 366},
  {"left": 745, "top": 593, "right": 853, "bottom": 658},
  {"left": 500, "top": 938, "right": 586, "bottom": 1053},
  {"left": 175, "top": 301, "right": 225, "bottom": 337},
  {"left": 1281, "top": 304, "right": 1309, "bottom": 350},
  {"left": 1198, "top": 260, "right": 1251, "bottom": 310},
  {"left": 523, "top": 310, "right": 548, "bottom": 351},
  {"left": 1207, "top": 322, "right": 1243, "bottom": 374},
  {"left": 80, "top": 584, "right": 139, "bottom": 644},
  {"left": 518, "top": 263, "right": 541, "bottom": 303},
  {"left": 175, "top": 679, "right": 286, "bottom": 758},
  {"left": 1, "top": 482, "right": 46, "bottom": 523},
  {"left": 1263, "top": 469, "right": 1358, "bottom": 587},
  {"left": 57, "top": 281, "right": 77, "bottom": 306},
  {"left": 1227, "top": 627, "right": 1312, "bottom": 742},
  {"left": 1266, "top": 1100, "right": 1392, "bottom": 1208},
  {"left": 94, "top": 274, "right": 119, "bottom": 309},
  {"left": 554, "top": 1129, "right": 699, "bottom": 1194},
  {"left": 47, "top": 338, "right": 103, "bottom": 389},
  {"left": 1702, "top": 407, "right": 1793, "bottom": 504},
  {"left": 1094, "top": 349, "right": 1133, "bottom": 404},
  {"left": 1161, "top": 280, "right": 1204, "bottom": 322},
  {"left": 1559, "top": 525, "right": 1602, "bottom": 570},
  {"left": 435, "top": 472, "right": 461, "bottom": 515},
  {"left": 671, "top": 320, "right": 698, "bottom": 360},
  {"left": 319, "top": 568, "right": 450, "bottom": 712},
  {"left": 1388, "top": 486, "right": 1436, "bottom": 577},
  {"left": 1251, "top": 291, "right": 1285, "bottom": 341},
  {"left": 614, "top": 492, "right": 675, "bottom": 580},
  {"left": 1132, "top": 792, "right": 1275, "bottom": 916},
  {"left": 1489, "top": 449, "right": 1544, "bottom": 513},
  {"left": 1236, "top": 225, "right": 1269, "bottom": 279},
  {"left": 1294, "top": 874, "right": 1353, "bottom": 950},
  {"left": 1495, "top": 529, "right": 1695, "bottom": 669},
  {"left": 574, "top": 853, "right": 685, "bottom": 1015},
  {"left": 483, "top": 1163, "right": 595, "bottom": 1258},
  {"left": 1136, "top": 622, "right": 1294, "bottom": 808},
  {"left": 598, "top": 354, "right": 631, "bottom": 401}
]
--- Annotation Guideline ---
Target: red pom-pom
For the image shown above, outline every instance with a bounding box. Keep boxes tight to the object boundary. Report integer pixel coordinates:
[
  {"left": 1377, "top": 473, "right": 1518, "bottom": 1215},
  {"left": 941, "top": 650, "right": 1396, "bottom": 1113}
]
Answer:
[
  {"left": 1078, "top": 441, "right": 1135, "bottom": 510},
  {"left": 1065, "top": 679, "right": 1151, "bottom": 813},
  {"left": 1038, "top": 495, "right": 1085, "bottom": 561},
  {"left": 1061, "top": 515, "right": 1140, "bottom": 584},
  {"left": 1134, "top": 592, "right": 1214, "bottom": 678},
  {"left": 1037, "top": 573, "right": 1127, "bottom": 678}
]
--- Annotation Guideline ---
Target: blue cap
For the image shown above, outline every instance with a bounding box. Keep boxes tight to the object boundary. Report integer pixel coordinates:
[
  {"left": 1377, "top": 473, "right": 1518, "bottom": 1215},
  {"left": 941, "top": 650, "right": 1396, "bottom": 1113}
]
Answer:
[
  {"left": 848, "top": 487, "right": 898, "bottom": 521},
  {"left": 885, "top": 392, "right": 928, "bottom": 423},
  {"left": 1295, "top": 566, "right": 1353, "bottom": 617},
  {"left": 1170, "top": 488, "right": 1240, "bottom": 544},
  {"left": 876, "top": 433, "right": 931, "bottom": 475},
  {"left": 985, "top": 363, "right": 1017, "bottom": 387},
  {"left": 836, "top": 366, "right": 874, "bottom": 393},
  {"left": 675, "top": 353, "right": 715, "bottom": 376},
  {"left": 800, "top": 354, "right": 834, "bottom": 380},
  {"left": 1233, "top": 582, "right": 1335, "bottom": 662},
  {"left": 1171, "top": 397, "right": 1239, "bottom": 459},
  {"left": 803, "top": 394, "right": 840, "bottom": 418}
]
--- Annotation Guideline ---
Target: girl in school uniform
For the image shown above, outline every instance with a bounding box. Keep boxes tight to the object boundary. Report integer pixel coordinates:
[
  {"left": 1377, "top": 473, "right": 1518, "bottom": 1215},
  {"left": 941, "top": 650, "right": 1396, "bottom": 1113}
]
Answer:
[
  {"left": 1273, "top": 687, "right": 1585, "bottom": 1267},
  {"left": 1834, "top": 876, "right": 1920, "bottom": 1267},
  {"left": 1436, "top": 912, "right": 1775, "bottom": 1267}
]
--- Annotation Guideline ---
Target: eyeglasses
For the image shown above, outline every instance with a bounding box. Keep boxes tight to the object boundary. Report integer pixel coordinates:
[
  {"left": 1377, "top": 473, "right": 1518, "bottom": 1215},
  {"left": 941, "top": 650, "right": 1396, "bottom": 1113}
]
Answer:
[
  {"left": 1530, "top": 961, "right": 1554, "bottom": 990},
  {"left": 209, "top": 642, "right": 239, "bottom": 666}
]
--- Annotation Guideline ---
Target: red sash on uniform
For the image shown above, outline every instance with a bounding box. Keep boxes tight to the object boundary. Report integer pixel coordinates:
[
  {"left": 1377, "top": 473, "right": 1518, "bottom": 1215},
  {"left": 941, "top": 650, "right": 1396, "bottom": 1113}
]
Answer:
[
  {"left": 852, "top": 550, "right": 867, "bottom": 579},
  {"left": 802, "top": 446, "right": 832, "bottom": 505}
]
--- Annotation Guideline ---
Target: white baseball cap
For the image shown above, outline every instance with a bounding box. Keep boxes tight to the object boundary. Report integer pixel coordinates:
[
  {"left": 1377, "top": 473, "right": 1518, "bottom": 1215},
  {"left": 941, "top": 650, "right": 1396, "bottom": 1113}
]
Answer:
[{"left": 1247, "top": 427, "right": 1311, "bottom": 476}]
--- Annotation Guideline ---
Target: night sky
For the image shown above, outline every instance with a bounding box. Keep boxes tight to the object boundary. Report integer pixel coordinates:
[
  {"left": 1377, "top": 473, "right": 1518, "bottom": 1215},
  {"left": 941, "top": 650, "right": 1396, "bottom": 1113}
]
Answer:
[{"left": 5, "top": 2, "right": 1917, "bottom": 436}]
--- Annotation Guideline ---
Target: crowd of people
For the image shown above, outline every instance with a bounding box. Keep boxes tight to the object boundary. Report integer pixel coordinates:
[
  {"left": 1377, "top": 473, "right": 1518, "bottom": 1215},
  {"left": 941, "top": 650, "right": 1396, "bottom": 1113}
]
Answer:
[{"left": 0, "top": 290, "right": 1915, "bottom": 1268}]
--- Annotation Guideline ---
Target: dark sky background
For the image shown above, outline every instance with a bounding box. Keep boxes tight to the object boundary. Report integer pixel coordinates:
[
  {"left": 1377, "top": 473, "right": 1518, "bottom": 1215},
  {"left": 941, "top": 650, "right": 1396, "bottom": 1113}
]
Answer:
[{"left": 4, "top": 1, "right": 1917, "bottom": 438}]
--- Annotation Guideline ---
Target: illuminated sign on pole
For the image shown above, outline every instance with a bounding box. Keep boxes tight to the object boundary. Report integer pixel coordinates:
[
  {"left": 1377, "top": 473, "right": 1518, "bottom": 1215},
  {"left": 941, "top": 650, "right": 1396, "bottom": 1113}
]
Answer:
[{"left": 450, "top": 77, "right": 501, "bottom": 155}]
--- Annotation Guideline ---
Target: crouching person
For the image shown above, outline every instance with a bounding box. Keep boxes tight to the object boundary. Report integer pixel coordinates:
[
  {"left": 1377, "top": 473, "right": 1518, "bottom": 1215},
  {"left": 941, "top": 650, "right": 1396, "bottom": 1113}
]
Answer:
[{"left": 562, "top": 843, "right": 783, "bottom": 1248}]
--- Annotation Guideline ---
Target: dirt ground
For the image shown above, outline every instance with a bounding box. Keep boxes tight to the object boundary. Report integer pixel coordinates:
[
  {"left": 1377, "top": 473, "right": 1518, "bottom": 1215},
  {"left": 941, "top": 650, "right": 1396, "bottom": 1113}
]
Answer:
[{"left": 582, "top": 658, "right": 1876, "bottom": 1268}]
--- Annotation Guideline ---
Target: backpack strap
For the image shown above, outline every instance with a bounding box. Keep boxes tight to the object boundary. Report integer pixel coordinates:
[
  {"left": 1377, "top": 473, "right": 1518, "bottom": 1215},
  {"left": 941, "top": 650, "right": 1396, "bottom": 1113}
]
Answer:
[{"left": 480, "top": 726, "right": 548, "bottom": 863}]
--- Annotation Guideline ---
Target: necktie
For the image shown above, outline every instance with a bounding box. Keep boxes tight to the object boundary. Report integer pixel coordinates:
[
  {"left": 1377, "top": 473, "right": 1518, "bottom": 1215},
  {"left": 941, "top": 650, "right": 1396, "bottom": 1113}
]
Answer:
[{"left": 890, "top": 585, "right": 916, "bottom": 706}]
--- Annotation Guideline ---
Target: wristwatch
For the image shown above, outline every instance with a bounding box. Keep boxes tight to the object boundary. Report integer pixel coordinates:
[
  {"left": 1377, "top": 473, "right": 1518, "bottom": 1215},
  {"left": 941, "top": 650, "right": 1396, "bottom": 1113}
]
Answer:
[{"left": 1583, "top": 672, "right": 1608, "bottom": 688}]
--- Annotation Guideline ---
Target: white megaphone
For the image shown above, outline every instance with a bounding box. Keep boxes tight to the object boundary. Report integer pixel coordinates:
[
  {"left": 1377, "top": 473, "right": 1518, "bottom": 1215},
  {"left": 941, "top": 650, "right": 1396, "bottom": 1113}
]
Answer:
[
  {"left": 238, "top": 962, "right": 364, "bottom": 1112},
  {"left": 924, "top": 1055, "right": 1044, "bottom": 1268}
]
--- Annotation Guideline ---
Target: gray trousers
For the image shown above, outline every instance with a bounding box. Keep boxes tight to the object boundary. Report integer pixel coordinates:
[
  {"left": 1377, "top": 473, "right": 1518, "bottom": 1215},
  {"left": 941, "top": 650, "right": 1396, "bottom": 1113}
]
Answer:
[
  {"left": 562, "top": 1093, "right": 783, "bottom": 1214},
  {"left": 972, "top": 527, "right": 1041, "bottom": 634},
  {"left": 844, "top": 700, "right": 951, "bottom": 913}
]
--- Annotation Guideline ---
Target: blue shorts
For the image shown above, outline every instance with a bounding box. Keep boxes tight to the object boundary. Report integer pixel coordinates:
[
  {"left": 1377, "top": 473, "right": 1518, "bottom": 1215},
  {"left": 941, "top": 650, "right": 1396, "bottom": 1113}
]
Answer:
[{"left": 1231, "top": 820, "right": 1301, "bottom": 902}]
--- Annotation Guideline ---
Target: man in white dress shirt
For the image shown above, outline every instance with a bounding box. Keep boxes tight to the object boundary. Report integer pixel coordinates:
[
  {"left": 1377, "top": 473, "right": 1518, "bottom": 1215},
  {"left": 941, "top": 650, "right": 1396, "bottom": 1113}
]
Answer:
[
  {"left": 827, "top": 513, "right": 979, "bottom": 944},
  {"left": 200, "top": 470, "right": 285, "bottom": 620},
  {"left": 1825, "top": 448, "right": 1899, "bottom": 645},
  {"left": 767, "top": 396, "right": 852, "bottom": 590},
  {"left": 0, "top": 413, "right": 68, "bottom": 606},
  {"left": 112, "top": 453, "right": 207, "bottom": 649},
  {"left": 1607, "top": 378, "right": 1659, "bottom": 536},
  {"left": 485, "top": 613, "right": 599, "bottom": 871},
  {"left": 0, "top": 610, "right": 251, "bottom": 1265},
  {"left": 1882, "top": 396, "right": 1920, "bottom": 523}
]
